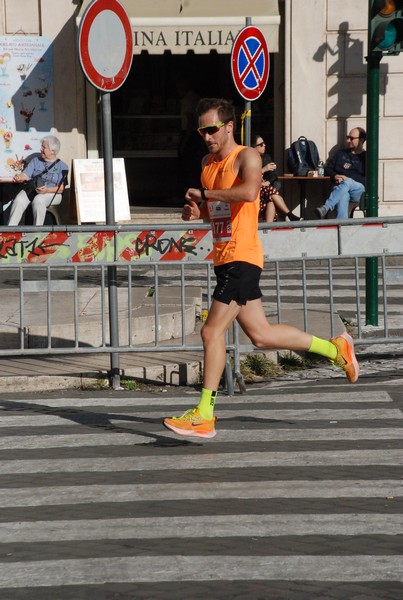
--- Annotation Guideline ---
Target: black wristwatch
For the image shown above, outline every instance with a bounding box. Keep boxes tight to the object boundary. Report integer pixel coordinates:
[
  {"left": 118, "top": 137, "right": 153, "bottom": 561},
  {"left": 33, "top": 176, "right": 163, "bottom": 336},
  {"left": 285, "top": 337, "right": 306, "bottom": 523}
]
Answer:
[{"left": 200, "top": 187, "right": 208, "bottom": 201}]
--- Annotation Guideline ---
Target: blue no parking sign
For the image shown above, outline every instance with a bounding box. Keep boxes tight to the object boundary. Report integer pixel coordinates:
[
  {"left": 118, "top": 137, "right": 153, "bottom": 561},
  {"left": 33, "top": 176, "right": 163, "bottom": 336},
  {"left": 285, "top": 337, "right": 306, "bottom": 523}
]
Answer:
[{"left": 231, "top": 26, "right": 270, "bottom": 101}]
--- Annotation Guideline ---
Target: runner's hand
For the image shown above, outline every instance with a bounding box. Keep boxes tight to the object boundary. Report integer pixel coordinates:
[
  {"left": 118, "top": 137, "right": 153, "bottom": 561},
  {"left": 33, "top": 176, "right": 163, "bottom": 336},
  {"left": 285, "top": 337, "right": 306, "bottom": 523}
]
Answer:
[
  {"left": 184, "top": 187, "right": 204, "bottom": 204},
  {"left": 182, "top": 199, "right": 200, "bottom": 221}
]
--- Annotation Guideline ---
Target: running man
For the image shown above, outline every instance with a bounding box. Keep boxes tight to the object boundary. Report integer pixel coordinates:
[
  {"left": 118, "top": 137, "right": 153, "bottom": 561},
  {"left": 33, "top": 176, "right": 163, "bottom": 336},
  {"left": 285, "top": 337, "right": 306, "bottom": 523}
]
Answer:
[{"left": 163, "top": 98, "right": 359, "bottom": 439}]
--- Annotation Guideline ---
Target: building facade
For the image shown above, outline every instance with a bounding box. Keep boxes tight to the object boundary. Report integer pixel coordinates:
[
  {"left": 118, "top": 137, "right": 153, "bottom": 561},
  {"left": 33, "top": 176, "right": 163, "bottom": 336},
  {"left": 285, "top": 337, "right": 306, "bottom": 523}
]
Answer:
[{"left": 1, "top": 0, "right": 402, "bottom": 215}]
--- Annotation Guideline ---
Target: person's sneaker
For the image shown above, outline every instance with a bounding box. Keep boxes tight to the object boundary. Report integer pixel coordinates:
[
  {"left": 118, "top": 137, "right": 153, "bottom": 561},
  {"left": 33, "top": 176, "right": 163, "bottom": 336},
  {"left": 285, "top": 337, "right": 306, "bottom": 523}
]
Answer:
[
  {"left": 330, "top": 332, "right": 359, "bottom": 383},
  {"left": 314, "top": 205, "right": 330, "bottom": 219},
  {"left": 163, "top": 407, "right": 217, "bottom": 439}
]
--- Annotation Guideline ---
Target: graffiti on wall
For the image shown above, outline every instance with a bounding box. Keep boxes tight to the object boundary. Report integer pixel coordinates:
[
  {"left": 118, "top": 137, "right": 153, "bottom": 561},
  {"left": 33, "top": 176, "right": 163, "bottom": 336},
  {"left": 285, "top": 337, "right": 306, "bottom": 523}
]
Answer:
[{"left": 0, "top": 229, "right": 214, "bottom": 264}]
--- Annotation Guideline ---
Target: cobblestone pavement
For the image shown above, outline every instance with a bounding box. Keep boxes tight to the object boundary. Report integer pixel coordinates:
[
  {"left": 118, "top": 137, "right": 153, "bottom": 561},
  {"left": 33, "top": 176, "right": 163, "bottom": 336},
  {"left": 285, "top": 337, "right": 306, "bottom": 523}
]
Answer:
[{"left": 0, "top": 368, "right": 402, "bottom": 599}]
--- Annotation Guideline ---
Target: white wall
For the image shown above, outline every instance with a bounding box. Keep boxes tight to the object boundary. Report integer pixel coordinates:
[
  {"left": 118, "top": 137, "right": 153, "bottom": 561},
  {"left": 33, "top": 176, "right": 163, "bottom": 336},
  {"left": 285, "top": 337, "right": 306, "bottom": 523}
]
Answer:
[
  {"left": 2, "top": 0, "right": 401, "bottom": 216},
  {"left": 285, "top": 0, "right": 403, "bottom": 216}
]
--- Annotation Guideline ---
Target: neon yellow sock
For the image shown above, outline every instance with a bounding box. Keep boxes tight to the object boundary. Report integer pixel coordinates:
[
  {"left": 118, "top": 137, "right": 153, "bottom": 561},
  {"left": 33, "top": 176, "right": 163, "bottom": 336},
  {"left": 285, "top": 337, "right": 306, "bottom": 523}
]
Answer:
[
  {"left": 308, "top": 335, "right": 337, "bottom": 360},
  {"left": 197, "top": 388, "right": 217, "bottom": 420}
]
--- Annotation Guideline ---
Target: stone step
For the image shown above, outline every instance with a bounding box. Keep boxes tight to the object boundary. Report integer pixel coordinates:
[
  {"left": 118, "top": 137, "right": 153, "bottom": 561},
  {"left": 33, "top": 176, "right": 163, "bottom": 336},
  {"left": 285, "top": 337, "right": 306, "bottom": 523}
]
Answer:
[{"left": 130, "top": 207, "right": 183, "bottom": 225}]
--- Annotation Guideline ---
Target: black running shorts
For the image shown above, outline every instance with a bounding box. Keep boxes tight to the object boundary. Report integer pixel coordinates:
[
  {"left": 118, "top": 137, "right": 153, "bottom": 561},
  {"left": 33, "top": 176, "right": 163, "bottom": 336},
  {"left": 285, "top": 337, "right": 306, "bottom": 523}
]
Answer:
[{"left": 213, "top": 261, "right": 263, "bottom": 305}]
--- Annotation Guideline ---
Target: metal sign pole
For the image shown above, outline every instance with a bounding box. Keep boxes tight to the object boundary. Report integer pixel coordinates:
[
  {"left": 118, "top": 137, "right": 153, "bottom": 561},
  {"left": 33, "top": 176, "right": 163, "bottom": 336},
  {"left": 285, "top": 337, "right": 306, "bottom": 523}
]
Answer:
[
  {"left": 78, "top": 0, "right": 133, "bottom": 390},
  {"left": 365, "top": 52, "right": 381, "bottom": 326},
  {"left": 365, "top": 1, "right": 381, "bottom": 327},
  {"left": 101, "top": 91, "right": 120, "bottom": 389},
  {"left": 244, "top": 17, "right": 252, "bottom": 147},
  {"left": 244, "top": 100, "right": 251, "bottom": 147}
]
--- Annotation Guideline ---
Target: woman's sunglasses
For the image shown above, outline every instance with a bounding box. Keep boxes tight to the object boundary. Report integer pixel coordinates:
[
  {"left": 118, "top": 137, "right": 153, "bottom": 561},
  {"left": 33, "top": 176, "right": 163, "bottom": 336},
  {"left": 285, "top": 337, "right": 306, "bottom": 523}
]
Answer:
[
  {"left": 197, "top": 122, "right": 227, "bottom": 136},
  {"left": 254, "top": 142, "right": 265, "bottom": 147}
]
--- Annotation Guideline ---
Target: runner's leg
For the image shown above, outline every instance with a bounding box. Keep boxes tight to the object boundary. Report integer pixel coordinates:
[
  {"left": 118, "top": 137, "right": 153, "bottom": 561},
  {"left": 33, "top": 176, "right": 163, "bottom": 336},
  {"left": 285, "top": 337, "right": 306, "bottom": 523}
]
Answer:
[
  {"left": 162, "top": 298, "right": 240, "bottom": 437},
  {"left": 236, "top": 297, "right": 336, "bottom": 357},
  {"left": 201, "top": 298, "right": 241, "bottom": 390}
]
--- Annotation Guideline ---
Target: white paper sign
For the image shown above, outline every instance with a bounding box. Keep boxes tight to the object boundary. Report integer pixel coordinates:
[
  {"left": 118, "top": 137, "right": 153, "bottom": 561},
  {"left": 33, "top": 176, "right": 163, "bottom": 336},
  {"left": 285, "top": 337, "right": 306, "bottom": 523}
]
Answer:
[{"left": 73, "top": 158, "right": 131, "bottom": 223}]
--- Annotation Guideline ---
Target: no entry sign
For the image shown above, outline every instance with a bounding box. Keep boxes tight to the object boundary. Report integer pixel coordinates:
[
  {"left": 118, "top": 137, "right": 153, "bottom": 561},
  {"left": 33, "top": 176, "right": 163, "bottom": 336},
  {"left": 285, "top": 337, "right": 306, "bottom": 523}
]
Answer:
[
  {"left": 78, "top": 0, "right": 133, "bottom": 92},
  {"left": 231, "top": 26, "right": 270, "bottom": 101}
]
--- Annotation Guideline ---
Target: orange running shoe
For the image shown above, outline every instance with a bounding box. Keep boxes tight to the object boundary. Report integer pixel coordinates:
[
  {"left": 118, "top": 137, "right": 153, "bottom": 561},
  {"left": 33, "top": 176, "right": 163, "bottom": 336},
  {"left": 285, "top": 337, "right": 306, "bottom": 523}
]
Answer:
[
  {"left": 330, "top": 332, "right": 359, "bottom": 383},
  {"left": 163, "top": 407, "right": 217, "bottom": 439}
]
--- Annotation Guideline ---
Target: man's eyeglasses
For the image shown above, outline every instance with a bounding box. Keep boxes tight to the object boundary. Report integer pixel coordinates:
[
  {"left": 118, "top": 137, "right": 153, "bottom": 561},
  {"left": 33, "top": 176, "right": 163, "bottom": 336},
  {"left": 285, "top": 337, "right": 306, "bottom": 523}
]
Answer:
[
  {"left": 197, "top": 122, "right": 227, "bottom": 136},
  {"left": 346, "top": 136, "right": 360, "bottom": 140},
  {"left": 254, "top": 142, "right": 265, "bottom": 147}
]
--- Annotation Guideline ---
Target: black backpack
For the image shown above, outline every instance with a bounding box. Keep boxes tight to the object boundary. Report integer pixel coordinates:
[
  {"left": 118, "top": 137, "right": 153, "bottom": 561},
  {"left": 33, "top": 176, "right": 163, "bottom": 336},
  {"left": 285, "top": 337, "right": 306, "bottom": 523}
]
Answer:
[{"left": 287, "top": 136, "right": 320, "bottom": 176}]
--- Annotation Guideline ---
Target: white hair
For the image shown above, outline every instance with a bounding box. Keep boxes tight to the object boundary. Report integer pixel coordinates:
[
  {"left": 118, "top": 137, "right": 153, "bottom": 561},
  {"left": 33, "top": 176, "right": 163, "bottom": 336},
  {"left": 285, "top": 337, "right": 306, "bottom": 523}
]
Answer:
[{"left": 41, "top": 135, "right": 60, "bottom": 155}]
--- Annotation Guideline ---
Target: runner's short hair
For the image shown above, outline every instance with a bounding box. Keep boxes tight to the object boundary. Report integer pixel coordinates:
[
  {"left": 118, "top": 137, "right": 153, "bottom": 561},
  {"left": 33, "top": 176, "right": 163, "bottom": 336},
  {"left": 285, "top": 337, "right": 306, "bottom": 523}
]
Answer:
[{"left": 196, "top": 98, "right": 236, "bottom": 131}]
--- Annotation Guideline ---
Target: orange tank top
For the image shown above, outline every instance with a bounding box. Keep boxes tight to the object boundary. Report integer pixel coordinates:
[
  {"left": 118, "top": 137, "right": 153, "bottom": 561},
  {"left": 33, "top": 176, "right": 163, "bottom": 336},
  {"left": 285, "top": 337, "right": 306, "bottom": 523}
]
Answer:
[{"left": 201, "top": 145, "right": 263, "bottom": 268}]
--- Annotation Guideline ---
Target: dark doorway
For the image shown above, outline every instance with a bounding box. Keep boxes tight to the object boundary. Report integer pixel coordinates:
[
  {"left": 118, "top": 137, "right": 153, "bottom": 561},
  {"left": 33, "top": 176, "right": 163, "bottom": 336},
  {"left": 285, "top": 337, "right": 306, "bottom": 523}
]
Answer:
[{"left": 110, "top": 51, "right": 275, "bottom": 206}]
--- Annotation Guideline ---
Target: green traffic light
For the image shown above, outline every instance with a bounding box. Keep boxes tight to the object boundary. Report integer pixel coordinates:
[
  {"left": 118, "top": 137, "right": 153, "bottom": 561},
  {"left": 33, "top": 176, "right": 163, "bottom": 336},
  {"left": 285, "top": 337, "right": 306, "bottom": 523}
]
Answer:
[{"left": 379, "top": 22, "right": 398, "bottom": 47}]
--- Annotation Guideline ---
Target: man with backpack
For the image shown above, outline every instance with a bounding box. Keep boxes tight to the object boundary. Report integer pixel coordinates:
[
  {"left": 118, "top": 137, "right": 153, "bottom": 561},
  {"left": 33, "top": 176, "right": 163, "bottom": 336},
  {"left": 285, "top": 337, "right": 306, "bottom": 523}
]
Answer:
[{"left": 315, "top": 128, "right": 366, "bottom": 219}]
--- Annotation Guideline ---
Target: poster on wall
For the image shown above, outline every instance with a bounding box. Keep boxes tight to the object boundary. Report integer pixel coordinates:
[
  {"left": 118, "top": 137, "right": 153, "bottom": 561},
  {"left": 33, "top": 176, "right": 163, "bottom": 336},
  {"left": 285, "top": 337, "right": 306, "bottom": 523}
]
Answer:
[
  {"left": 0, "top": 36, "right": 54, "bottom": 180},
  {"left": 73, "top": 158, "right": 131, "bottom": 224}
]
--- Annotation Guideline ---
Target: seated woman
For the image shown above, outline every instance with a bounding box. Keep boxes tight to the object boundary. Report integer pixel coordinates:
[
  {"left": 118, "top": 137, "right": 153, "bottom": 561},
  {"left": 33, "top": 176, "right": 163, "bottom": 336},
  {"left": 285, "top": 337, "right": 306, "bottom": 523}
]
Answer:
[
  {"left": 252, "top": 134, "right": 300, "bottom": 222},
  {"left": 8, "top": 135, "right": 68, "bottom": 226}
]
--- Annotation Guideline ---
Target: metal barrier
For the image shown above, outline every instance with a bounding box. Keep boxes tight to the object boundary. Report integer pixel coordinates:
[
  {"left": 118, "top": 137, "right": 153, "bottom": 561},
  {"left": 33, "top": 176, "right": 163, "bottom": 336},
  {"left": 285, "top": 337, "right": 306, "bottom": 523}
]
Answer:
[{"left": 0, "top": 216, "right": 402, "bottom": 389}]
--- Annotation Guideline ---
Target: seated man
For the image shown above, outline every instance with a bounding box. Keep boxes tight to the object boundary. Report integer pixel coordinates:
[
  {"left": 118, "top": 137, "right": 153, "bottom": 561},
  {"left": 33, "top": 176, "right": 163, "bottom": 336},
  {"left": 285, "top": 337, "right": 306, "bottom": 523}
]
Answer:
[
  {"left": 8, "top": 135, "right": 68, "bottom": 226},
  {"left": 315, "top": 127, "right": 366, "bottom": 219}
]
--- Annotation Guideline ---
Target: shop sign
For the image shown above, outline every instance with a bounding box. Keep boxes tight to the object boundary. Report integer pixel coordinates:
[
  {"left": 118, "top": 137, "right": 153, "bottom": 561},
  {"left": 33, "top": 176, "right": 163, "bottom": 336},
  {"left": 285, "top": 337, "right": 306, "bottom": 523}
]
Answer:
[{"left": 132, "top": 27, "right": 239, "bottom": 54}]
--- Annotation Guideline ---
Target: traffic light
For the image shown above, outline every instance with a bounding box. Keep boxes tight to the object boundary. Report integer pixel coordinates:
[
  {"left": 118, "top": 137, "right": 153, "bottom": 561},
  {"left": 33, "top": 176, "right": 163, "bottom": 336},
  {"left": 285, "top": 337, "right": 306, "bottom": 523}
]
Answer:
[{"left": 369, "top": 0, "right": 403, "bottom": 54}]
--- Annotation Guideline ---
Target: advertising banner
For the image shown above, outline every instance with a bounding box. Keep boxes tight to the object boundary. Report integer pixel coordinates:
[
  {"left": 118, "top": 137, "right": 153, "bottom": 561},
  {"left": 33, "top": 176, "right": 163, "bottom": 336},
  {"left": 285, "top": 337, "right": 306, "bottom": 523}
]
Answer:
[{"left": 0, "top": 36, "right": 54, "bottom": 180}]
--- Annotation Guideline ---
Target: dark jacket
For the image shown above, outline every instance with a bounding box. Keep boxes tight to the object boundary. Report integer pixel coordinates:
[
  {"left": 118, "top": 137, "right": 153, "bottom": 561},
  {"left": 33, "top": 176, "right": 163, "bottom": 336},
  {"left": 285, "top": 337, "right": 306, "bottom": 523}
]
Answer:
[
  {"left": 324, "top": 148, "right": 366, "bottom": 186},
  {"left": 262, "top": 153, "right": 280, "bottom": 187}
]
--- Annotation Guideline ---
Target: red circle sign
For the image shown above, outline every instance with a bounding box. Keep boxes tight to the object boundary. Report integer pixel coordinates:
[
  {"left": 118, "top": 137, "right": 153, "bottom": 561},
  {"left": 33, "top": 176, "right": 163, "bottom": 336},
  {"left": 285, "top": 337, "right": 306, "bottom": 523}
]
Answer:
[
  {"left": 78, "top": 0, "right": 133, "bottom": 91},
  {"left": 231, "top": 26, "right": 270, "bottom": 101}
]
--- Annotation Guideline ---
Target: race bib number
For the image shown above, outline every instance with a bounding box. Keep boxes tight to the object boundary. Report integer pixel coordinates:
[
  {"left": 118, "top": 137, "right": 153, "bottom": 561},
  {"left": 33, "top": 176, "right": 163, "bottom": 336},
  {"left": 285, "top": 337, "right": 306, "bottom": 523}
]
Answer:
[{"left": 208, "top": 201, "right": 232, "bottom": 242}]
